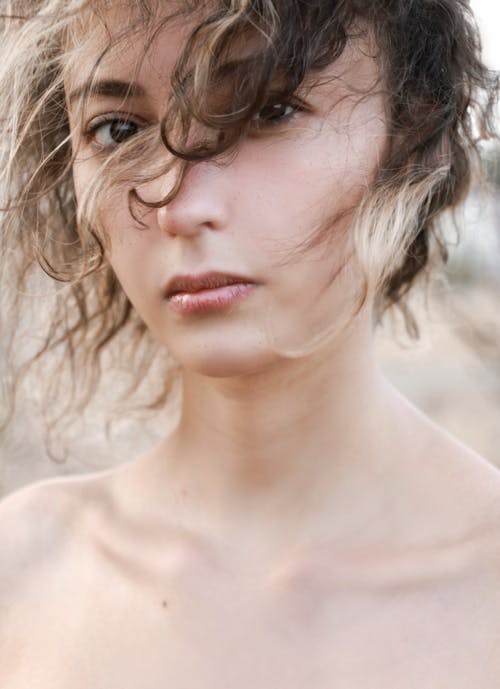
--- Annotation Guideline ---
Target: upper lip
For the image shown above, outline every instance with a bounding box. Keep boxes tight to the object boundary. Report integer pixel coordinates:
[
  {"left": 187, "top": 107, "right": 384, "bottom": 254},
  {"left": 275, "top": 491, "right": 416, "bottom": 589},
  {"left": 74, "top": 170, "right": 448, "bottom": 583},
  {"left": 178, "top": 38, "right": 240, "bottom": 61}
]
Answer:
[{"left": 164, "top": 271, "right": 255, "bottom": 298}]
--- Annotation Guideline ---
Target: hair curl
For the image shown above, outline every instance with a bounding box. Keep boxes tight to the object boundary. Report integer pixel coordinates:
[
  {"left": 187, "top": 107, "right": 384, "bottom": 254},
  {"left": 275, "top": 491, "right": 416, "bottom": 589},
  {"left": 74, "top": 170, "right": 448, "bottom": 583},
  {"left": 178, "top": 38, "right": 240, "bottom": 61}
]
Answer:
[{"left": 0, "top": 0, "right": 498, "bottom": 448}]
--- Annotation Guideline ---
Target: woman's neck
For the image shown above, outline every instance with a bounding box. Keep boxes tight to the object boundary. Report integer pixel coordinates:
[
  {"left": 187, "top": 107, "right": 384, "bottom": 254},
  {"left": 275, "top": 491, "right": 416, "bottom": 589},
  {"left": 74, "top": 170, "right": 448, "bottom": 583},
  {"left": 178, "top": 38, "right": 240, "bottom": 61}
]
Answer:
[{"left": 151, "top": 317, "right": 420, "bottom": 556}]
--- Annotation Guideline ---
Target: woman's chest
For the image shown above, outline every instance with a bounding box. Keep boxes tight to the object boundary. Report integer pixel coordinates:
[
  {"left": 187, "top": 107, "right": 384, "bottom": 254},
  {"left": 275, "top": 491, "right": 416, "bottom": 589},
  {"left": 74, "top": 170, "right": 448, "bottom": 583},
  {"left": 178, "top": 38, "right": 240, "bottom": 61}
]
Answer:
[{"left": 6, "top": 557, "right": 500, "bottom": 689}]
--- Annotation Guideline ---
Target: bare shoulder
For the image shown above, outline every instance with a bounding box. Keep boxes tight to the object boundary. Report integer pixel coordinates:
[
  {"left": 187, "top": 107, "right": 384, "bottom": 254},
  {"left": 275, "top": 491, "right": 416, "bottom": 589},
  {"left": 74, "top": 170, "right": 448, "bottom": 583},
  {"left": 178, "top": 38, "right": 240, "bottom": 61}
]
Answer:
[
  {"left": 0, "top": 470, "right": 119, "bottom": 601},
  {"left": 424, "top": 429, "right": 500, "bottom": 576},
  {"left": 0, "top": 479, "right": 79, "bottom": 667},
  {"left": 396, "top": 391, "right": 500, "bottom": 537},
  {"left": 0, "top": 470, "right": 127, "bottom": 682},
  {"left": 0, "top": 479, "right": 77, "bottom": 572}
]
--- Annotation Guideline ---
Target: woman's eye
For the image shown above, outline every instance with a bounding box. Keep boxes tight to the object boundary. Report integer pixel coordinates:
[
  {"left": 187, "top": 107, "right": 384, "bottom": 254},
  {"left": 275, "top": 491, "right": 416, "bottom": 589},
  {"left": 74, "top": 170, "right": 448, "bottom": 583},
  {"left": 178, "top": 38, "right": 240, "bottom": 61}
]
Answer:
[
  {"left": 251, "top": 101, "right": 302, "bottom": 128},
  {"left": 84, "top": 116, "right": 144, "bottom": 151}
]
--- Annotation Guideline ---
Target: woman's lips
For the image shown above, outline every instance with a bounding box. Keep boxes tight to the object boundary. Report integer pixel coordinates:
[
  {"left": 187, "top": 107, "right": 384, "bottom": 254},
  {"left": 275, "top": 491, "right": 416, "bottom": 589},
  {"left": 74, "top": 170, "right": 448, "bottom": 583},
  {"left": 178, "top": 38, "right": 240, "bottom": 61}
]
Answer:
[{"left": 167, "top": 282, "right": 257, "bottom": 315}]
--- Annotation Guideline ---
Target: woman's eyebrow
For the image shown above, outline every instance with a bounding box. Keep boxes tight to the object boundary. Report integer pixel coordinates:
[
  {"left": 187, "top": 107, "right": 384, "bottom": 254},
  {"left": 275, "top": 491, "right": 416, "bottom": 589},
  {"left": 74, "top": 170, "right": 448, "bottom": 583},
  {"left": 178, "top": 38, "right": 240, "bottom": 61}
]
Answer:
[{"left": 68, "top": 79, "right": 146, "bottom": 105}]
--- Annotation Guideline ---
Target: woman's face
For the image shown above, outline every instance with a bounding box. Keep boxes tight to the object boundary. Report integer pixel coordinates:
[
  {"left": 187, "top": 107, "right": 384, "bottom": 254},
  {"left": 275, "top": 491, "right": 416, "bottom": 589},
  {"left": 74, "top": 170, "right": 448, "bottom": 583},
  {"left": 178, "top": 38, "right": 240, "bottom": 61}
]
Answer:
[{"left": 67, "top": 9, "right": 388, "bottom": 377}]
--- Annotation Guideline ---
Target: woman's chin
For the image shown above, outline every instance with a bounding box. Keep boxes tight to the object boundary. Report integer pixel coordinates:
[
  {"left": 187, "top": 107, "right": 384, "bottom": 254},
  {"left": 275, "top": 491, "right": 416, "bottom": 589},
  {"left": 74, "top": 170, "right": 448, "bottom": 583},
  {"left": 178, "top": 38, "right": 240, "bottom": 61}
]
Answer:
[{"left": 170, "top": 343, "right": 280, "bottom": 379}]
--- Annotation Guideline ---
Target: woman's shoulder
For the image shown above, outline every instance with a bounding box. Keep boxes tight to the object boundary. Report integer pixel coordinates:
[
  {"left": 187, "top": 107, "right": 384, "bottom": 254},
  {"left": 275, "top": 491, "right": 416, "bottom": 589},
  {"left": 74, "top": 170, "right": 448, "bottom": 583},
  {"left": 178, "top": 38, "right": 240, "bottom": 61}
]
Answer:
[
  {"left": 0, "top": 470, "right": 119, "bottom": 598},
  {"left": 0, "top": 469, "right": 132, "bottom": 680},
  {"left": 0, "top": 477, "right": 78, "bottom": 561}
]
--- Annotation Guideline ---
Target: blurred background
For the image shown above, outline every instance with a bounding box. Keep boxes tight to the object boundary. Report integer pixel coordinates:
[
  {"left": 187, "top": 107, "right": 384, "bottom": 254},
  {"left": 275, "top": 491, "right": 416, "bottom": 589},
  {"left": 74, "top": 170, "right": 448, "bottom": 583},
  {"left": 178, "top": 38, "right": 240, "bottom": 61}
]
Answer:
[{"left": 0, "top": 2, "right": 499, "bottom": 497}]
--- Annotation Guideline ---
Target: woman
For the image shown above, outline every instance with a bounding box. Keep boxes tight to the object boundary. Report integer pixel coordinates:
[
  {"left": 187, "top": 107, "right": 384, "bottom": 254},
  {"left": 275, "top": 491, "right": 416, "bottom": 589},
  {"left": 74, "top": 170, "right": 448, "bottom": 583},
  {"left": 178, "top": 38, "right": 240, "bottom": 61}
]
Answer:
[{"left": 1, "top": 1, "right": 499, "bottom": 686}]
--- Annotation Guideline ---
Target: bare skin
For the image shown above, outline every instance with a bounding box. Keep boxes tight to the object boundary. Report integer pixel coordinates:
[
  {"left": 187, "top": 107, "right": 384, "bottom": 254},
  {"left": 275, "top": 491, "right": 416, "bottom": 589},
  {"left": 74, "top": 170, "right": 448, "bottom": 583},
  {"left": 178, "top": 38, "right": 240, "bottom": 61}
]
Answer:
[
  {"left": 2, "top": 6, "right": 500, "bottom": 688},
  {"left": 2, "top": 411, "right": 500, "bottom": 689}
]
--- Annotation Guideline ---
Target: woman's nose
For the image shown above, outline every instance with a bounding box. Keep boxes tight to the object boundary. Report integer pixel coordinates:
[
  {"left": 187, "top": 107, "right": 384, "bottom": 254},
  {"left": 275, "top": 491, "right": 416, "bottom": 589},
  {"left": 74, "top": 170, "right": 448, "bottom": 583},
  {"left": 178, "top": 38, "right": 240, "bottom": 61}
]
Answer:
[{"left": 146, "top": 162, "right": 231, "bottom": 239}]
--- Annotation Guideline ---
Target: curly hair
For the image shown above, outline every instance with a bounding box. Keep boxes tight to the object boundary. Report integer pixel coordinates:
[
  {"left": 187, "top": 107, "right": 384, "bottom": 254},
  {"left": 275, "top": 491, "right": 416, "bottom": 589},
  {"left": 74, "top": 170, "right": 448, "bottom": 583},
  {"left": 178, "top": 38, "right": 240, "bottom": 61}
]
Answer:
[{"left": 0, "top": 0, "right": 498, "bottom": 446}]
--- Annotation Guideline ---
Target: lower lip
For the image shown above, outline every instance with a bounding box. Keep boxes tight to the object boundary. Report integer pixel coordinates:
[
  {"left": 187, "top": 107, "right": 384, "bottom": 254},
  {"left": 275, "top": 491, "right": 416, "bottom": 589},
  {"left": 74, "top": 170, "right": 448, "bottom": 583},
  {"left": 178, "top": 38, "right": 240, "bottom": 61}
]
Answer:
[{"left": 167, "top": 283, "right": 257, "bottom": 315}]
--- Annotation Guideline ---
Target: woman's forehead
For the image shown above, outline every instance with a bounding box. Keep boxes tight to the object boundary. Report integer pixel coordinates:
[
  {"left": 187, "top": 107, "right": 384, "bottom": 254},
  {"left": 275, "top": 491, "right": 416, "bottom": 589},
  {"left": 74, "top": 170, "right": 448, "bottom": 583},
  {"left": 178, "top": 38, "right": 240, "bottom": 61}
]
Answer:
[
  {"left": 66, "top": 0, "right": 202, "bottom": 44},
  {"left": 63, "top": 2, "right": 381, "bottom": 111},
  {"left": 63, "top": 3, "right": 193, "bottom": 95}
]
